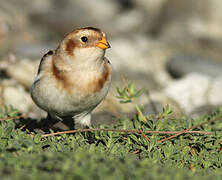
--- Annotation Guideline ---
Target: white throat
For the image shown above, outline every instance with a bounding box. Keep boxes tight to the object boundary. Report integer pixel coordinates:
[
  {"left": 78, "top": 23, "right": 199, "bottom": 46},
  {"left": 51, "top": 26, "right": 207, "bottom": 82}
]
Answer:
[
  {"left": 76, "top": 47, "right": 104, "bottom": 61},
  {"left": 70, "top": 47, "right": 105, "bottom": 71}
]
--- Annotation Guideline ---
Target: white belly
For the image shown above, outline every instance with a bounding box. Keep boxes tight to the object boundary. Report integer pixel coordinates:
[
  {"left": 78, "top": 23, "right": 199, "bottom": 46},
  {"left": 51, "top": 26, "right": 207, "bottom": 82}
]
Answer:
[{"left": 31, "top": 75, "right": 111, "bottom": 117}]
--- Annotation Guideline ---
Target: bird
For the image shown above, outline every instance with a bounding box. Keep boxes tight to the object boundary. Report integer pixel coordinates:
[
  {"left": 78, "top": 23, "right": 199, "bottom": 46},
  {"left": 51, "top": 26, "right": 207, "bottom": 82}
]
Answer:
[{"left": 31, "top": 27, "right": 112, "bottom": 128}]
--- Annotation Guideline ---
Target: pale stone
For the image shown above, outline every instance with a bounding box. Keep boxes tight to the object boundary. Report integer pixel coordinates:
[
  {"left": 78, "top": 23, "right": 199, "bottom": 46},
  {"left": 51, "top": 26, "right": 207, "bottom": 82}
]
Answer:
[
  {"left": 208, "top": 76, "right": 222, "bottom": 105},
  {"left": 0, "top": 80, "right": 46, "bottom": 119},
  {"left": 164, "top": 73, "right": 211, "bottom": 114},
  {"left": 1, "top": 55, "right": 38, "bottom": 89}
]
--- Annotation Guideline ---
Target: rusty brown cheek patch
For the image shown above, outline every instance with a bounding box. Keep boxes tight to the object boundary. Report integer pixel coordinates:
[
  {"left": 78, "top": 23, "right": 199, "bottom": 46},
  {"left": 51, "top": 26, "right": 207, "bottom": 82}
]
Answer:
[{"left": 65, "top": 39, "right": 76, "bottom": 56}]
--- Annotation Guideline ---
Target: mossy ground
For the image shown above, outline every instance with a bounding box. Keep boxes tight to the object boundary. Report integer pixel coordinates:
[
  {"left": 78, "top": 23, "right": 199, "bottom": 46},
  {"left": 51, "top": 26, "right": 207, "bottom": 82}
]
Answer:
[{"left": 0, "top": 84, "right": 222, "bottom": 180}]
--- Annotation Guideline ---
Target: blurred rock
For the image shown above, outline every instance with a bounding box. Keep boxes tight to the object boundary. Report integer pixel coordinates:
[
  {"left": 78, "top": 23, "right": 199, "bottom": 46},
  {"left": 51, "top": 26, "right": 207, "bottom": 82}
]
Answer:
[
  {"left": 0, "top": 0, "right": 222, "bottom": 120},
  {"left": 29, "top": 0, "right": 120, "bottom": 36},
  {"left": 208, "top": 76, "right": 222, "bottom": 105},
  {"left": 143, "top": 101, "right": 163, "bottom": 115},
  {"left": 166, "top": 54, "right": 222, "bottom": 78},
  {"left": 134, "top": 0, "right": 168, "bottom": 35},
  {"left": 0, "top": 80, "right": 46, "bottom": 119},
  {"left": 0, "top": 1, "right": 28, "bottom": 35},
  {"left": 92, "top": 111, "right": 116, "bottom": 125},
  {"left": 113, "top": 10, "right": 145, "bottom": 35},
  {"left": 107, "top": 36, "right": 172, "bottom": 90},
  {"left": 0, "top": 54, "right": 38, "bottom": 89},
  {"left": 145, "top": 90, "right": 182, "bottom": 116},
  {"left": 190, "top": 104, "right": 221, "bottom": 118},
  {"left": 164, "top": 73, "right": 222, "bottom": 115},
  {"left": 0, "top": 0, "right": 56, "bottom": 59},
  {"left": 0, "top": 1, "right": 29, "bottom": 55},
  {"left": 158, "top": 0, "right": 222, "bottom": 42},
  {"left": 29, "top": 0, "right": 147, "bottom": 37},
  {"left": 14, "top": 43, "right": 56, "bottom": 59}
]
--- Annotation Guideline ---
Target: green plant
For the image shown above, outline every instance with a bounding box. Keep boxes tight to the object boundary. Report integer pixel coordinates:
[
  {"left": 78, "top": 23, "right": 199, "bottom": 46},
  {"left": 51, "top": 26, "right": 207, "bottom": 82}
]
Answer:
[{"left": 0, "top": 82, "right": 222, "bottom": 179}]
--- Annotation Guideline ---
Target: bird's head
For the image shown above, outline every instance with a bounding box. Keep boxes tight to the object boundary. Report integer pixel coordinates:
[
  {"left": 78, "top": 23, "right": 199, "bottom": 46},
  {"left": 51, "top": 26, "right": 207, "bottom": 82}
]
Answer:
[{"left": 60, "top": 27, "right": 110, "bottom": 63}]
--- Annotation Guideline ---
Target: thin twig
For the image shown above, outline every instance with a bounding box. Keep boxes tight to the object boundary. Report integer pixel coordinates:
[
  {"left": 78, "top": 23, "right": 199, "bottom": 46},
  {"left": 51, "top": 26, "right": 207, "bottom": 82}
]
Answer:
[
  {"left": 41, "top": 128, "right": 211, "bottom": 138},
  {"left": 0, "top": 114, "right": 25, "bottom": 121},
  {"left": 19, "top": 124, "right": 26, "bottom": 130},
  {"left": 139, "top": 129, "right": 151, "bottom": 142},
  {"left": 130, "top": 150, "right": 140, "bottom": 154},
  {"left": 158, "top": 118, "right": 221, "bottom": 143}
]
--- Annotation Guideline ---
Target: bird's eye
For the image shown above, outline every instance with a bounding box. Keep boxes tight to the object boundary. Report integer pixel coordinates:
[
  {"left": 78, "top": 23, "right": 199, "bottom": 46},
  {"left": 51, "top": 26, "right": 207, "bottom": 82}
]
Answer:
[{"left": 81, "top": 36, "right": 88, "bottom": 42}]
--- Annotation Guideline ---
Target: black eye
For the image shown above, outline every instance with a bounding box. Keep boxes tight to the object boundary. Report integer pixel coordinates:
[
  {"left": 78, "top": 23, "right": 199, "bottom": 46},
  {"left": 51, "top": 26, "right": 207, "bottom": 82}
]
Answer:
[{"left": 81, "top": 36, "right": 88, "bottom": 42}]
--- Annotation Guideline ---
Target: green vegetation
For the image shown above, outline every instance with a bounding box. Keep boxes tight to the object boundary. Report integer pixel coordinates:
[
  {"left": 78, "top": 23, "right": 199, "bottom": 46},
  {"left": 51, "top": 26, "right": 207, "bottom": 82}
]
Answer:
[{"left": 0, "top": 83, "right": 222, "bottom": 179}]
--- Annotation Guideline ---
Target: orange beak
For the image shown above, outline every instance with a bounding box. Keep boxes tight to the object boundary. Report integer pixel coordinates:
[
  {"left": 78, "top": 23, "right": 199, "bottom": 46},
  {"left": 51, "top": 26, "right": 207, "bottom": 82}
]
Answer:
[{"left": 96, "top": 36, "right": 110, "bottom": 50}]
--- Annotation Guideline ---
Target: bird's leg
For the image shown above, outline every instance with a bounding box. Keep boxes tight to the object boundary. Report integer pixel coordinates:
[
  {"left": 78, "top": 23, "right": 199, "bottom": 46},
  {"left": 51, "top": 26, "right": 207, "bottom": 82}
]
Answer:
[
  {"left": 40, "top": 113, "right": 61, "bottom": 130},
  {"left": 74, "top": 114, "right": 94, "bottom": 143}
]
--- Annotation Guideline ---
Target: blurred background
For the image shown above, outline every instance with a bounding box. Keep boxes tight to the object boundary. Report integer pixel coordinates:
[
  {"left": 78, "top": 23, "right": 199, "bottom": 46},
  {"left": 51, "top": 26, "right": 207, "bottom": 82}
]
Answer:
[{"left": 1, "top": 0, "right": 222, "bottom": 123}]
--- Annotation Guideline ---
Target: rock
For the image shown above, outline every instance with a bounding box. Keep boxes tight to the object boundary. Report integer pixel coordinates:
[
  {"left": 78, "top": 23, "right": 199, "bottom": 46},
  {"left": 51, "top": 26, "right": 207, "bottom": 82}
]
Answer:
[
  {"left": 0, "top": 80, "right": 46, "bottom": 119},
  {"left": 208, "top": 76, "right": 222, "bottom": 105},
  {"left": 106, "top": 37, "right": 172, "bottom": 90},
  {"left": 166, "top": 54, "right": 222, "bottom": 78},
  {"left": 143, "top": 101, "right": 163, "bottom": 115},
  {"left": 92, "top": 111, "right": 116, "bottom": 125},
  {"left": 144, "top": 90, "right": 182, "bottom": 116},
  {"left": 164, "top": 73, "right": 222, "bottom": 115},
  {"left": 112, "top": 9, "right": 145, "bottom": 35},
  {"left": 14, "top": 43, "right": 56, "bottom": 59},
  {"left": 29, "top": 0, "right": 120, "bottom": 36},
  {"left": 134, "top": 0, "right": 168, "bottom": 35},
  {"left": 0, "top": 0, "right": 56, "bottom": 59},
  {"left": 190, "top": 105, "right": 220, "bottom": 118},
  {"left": 158, "top": 0, "right": 222, "bottom": 41},
  {"left": 0, "top": 54, "right": 38, "bottom": 89},
  {"left": 28, "top": 0, "right": 148, "bottom": 37},
  {"left": 2, "top": 0, "right": 222, "bottom": 121},
  {"left": 0, "top": 1, "right": 29, "bottom": 55}
]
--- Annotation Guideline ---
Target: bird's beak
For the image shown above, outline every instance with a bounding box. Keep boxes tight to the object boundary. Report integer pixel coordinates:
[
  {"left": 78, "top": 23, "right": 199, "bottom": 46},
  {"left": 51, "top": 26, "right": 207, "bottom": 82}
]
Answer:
[{"left": 96, "top": 36, "right": 111, "bottom": 50}]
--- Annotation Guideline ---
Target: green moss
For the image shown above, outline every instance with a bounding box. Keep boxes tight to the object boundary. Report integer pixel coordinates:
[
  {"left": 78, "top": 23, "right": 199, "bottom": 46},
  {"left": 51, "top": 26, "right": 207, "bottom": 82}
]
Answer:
[{"left": 0, "top": 84, "right": 222, "bottom": 179}]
